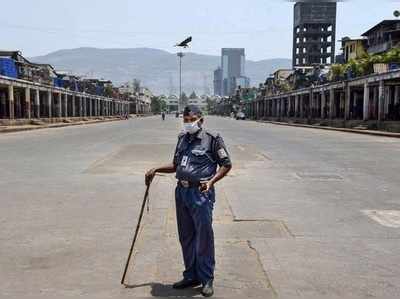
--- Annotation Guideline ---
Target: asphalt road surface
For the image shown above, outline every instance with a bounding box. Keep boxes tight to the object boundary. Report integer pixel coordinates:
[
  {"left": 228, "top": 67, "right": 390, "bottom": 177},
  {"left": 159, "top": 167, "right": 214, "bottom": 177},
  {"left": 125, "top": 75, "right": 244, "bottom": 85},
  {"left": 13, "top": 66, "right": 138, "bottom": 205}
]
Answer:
[{"left": 1, "top": 115, "right": 400, "bottom": 299}]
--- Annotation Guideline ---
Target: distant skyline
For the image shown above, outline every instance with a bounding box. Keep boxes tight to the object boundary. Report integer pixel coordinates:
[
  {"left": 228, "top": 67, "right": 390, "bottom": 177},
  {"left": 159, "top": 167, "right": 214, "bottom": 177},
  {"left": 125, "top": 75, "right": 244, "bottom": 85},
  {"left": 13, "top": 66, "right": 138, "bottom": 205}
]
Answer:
[{"left": 1, "top": 0, "right": 400, "bottom": 60}]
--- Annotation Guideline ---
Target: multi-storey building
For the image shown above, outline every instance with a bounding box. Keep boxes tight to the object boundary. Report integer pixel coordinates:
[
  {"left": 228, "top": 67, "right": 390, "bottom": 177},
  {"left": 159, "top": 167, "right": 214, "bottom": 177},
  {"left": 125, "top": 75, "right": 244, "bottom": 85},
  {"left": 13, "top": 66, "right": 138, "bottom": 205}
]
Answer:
[
  {"left": 362, "top": 20, "right": 400, "bottom": 55},
  {"left": 292, "top": 1, "right": 337, "bottom": 67},
  {"left": 221, "top": 48, "right": 250, "bottom": 96},
  {"left": 213, "top": 67, "right": 222, "bottom": 96}
]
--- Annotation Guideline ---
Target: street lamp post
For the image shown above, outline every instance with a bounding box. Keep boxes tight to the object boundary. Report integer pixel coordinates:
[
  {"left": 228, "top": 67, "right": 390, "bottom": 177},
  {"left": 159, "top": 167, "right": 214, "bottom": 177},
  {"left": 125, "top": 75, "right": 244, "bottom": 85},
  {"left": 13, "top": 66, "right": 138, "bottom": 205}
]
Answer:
[
  {"left": 175, "top": 37, "right": 192, "bottom": 113},
  {"left": 177, "top": 52, "right": 185, "bottom": 112}
]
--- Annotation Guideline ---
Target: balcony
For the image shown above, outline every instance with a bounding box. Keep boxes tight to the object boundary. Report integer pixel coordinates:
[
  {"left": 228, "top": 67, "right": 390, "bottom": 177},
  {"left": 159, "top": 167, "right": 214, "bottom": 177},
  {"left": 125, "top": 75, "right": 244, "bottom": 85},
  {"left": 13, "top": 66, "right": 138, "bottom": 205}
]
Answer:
[{"left": 367, "top": 41, "right": 391, "bottom": 55}]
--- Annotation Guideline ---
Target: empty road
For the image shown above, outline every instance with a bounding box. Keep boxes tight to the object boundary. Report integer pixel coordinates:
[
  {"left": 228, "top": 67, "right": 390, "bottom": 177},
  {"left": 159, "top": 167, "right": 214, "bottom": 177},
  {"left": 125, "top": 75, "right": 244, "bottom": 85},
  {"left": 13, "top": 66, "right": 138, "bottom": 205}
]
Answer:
[{"left": 1, "top": 116, "right": 400, "bottom": 299}]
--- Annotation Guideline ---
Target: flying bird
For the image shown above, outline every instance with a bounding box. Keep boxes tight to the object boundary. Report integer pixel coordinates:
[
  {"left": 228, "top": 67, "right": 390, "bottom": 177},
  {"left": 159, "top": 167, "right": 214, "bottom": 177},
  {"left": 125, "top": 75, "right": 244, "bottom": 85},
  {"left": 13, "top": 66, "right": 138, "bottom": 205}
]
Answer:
[{"left": 175, "top": 37, "right": 192, "bottom": 48}]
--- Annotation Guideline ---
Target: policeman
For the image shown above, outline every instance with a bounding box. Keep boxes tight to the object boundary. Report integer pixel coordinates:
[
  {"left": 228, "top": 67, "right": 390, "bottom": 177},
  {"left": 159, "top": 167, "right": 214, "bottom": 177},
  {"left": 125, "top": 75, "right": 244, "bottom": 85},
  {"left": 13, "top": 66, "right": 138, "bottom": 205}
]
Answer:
[{"left": 145, "top": 105, "right": 232, "bottom": 297}]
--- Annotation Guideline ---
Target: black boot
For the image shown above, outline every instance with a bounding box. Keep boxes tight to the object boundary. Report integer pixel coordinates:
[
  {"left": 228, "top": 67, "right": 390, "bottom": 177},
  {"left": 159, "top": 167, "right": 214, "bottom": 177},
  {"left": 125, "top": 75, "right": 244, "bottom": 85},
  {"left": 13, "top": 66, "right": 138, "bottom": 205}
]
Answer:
[
  {"left": 172, "top": 278, "right": 201, "bottom": 289},
  {"left": 201, "top": 280, "right": 214, "bottom": 297}
]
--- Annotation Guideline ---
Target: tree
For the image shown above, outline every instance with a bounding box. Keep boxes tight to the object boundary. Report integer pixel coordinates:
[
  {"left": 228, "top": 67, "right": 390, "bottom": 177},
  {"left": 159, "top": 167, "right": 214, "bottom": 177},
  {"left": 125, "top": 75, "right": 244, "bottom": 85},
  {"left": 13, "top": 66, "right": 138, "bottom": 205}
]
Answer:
[
  {"left": 104, "top": 85, "right": 114, "bottom": 98},
  {"left": 206, "top": 97, "right": 216, "bottom": 114},
  {"left": 329, "top": 48, "right": 400, "bottom": 82},
  {"left": 151, "top": 96, "right": 166, "bottom": 114},
  {"left": 330, "top": 64, "right": 346, "bottom": 81},
  {"left": 189, "top": 91, "right": 197, "bottom": 99},
  {"left": 181, "top": 92, "right": 189, "bottom": 107},
  {"left": 133, "top": 79, "right": 141, "bottom": 93},
  {"left": 160, "top": 98, "right": 167, "bottom": 111}
]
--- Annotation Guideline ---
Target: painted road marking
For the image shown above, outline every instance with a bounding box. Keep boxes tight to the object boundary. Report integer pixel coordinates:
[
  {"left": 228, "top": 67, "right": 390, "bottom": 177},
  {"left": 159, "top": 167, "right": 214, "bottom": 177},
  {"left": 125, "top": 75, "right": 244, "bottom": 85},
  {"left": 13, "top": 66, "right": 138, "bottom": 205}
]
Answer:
[{"left": 362, "top": 210, "right": 400, "bottom": 228}]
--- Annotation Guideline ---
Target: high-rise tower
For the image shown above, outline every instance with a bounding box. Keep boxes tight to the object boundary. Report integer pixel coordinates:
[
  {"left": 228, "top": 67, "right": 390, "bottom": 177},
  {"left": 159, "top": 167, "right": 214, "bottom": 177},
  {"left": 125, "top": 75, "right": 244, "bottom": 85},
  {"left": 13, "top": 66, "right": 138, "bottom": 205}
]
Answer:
[
  {"left": 292, "top": 1, "right": 337, "bottom": 67},
  {"left": 221, "top": 48, "right": 249, "bottom": 96}
]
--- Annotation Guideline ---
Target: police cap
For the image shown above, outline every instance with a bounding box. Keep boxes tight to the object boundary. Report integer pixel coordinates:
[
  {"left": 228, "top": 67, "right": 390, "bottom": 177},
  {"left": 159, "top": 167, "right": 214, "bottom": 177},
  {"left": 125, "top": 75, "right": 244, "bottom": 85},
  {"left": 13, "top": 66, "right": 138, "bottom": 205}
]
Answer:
[{"left": 183, "top": 105, "right": 203, "bottom": 117}]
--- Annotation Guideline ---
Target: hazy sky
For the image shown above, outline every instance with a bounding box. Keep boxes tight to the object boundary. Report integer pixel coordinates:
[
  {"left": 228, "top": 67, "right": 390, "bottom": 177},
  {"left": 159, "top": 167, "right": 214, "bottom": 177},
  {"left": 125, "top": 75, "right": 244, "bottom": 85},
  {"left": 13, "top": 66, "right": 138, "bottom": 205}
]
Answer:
[{"left": 1, "top": 0, "right": 400, "bottom": 60}]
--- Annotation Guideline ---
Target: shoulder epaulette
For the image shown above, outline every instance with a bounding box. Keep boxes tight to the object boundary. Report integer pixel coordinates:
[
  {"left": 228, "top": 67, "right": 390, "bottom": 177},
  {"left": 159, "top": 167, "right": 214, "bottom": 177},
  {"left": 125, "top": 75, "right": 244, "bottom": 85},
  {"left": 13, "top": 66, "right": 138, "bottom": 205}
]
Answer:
[{"left": 204, "top": 130, "right": 219, "bottom": 139}]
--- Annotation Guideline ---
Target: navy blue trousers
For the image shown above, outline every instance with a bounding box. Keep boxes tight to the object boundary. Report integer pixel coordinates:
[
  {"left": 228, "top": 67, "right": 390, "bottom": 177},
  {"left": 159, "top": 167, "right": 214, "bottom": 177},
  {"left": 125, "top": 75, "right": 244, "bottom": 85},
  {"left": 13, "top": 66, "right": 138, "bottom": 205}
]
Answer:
[{"left": 175, "top": 185, "right": 215, "bottom": 284}]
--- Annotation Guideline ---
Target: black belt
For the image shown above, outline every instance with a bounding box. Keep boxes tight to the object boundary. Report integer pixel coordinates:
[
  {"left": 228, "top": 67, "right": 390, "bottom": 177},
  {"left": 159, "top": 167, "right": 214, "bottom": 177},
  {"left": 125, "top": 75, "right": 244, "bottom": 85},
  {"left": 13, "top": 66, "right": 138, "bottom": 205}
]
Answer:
[{"left": 178, "top": 180, "right": 203, "bottom": 188}]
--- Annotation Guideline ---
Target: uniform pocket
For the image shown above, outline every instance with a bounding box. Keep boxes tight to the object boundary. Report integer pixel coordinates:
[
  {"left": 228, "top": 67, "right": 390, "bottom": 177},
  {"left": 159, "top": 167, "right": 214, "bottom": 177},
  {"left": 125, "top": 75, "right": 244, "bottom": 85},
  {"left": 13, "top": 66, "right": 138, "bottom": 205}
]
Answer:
[
  {"left": 193, "top": 187, "right": 216, "bottom": 207},
  {"left": 188, "top": 188, "right": 206, "bottom": 207}
]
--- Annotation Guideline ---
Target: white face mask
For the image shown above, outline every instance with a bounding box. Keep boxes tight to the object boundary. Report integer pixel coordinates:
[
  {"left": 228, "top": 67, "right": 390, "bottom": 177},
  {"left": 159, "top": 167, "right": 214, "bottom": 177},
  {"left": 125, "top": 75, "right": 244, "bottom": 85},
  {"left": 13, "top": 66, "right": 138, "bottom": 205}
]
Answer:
[{"left": 183, "top": 120, "right": 201, "bottom": 135}]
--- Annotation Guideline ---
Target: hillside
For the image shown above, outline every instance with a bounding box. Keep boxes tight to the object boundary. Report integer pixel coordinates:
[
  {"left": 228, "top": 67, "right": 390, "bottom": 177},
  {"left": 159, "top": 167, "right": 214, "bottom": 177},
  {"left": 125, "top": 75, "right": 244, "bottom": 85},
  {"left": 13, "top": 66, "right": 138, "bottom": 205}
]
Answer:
[{"left": 31, "top": 47, "right": 291, "bottom": 95}]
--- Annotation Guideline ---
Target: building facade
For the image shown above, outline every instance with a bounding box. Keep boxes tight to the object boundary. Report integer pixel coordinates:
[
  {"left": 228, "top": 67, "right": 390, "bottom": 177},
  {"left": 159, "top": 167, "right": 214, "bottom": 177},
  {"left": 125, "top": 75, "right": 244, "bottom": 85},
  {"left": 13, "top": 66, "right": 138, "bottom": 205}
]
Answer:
[
  {"left": 292, "top": 1, "right": 337, "bottom": 67},
  {"left": 165, "top": 95, "right": 179, "bottom": 113},
  {"left": 138, "top": 87, "right": 152, "bottom": 114},
  {"left": 213, "top": 67, "right": 222, "bottom": 96},
  {"left": 341, "top": 37, "right": 368, "bottom": 63},
  {"left": 362, "top": 20, "right": 400, "bottom": 55},
  {"left": 0, "top": 50, "right": 131, "bottom": 122},
  {"left": 187, "top": 95, "right": 208, "bottom": 112},
  {"left": 234, "top": 76, "right": 250, "bottom": 90},
  {"left": 221, "top": 48, "right": 250, "bottom": 96},
  {"left": 118, "top": 83, "right": 151, "bottom": 114}
]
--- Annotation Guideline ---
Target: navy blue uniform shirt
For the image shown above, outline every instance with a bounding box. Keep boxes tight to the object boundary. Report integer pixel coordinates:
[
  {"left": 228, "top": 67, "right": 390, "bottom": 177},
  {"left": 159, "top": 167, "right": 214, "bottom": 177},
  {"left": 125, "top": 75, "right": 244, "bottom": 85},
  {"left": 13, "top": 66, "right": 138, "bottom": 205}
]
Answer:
[{"left": 173, "top": 129, "right": 231, "bottom": 183}]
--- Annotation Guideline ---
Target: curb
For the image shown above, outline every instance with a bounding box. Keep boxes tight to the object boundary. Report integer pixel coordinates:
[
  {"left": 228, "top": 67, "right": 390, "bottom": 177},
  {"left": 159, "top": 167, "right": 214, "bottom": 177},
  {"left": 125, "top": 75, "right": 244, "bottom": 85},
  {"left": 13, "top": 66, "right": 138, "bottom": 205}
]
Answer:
[
  {"left": 0, "top": 117, "right": 125, "bottom": 134},
  {"left": 257, "top": 120, "right": 400, "bottom": 138}
]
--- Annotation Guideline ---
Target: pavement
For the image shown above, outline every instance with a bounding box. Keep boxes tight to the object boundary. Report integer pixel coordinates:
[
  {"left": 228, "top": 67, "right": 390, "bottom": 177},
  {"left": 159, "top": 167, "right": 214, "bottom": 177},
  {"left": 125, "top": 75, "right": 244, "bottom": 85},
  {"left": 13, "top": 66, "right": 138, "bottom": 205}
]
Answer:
[
  {"left": 257, "top": 119, "right": 400, "bottom": 138},
  {"left": 1, "top": 115, "right": 400, "bottom": 299},
  {"left": 0, "top": 117, "right": 129, "bottom": 134}
]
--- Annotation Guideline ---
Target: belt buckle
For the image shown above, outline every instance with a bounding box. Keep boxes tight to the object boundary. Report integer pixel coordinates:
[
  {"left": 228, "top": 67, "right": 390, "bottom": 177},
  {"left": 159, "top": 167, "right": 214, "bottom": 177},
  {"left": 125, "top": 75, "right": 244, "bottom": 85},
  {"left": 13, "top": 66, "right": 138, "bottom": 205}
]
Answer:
[{"left": 181, "top": 180, "right": 189, "bottom": 188}]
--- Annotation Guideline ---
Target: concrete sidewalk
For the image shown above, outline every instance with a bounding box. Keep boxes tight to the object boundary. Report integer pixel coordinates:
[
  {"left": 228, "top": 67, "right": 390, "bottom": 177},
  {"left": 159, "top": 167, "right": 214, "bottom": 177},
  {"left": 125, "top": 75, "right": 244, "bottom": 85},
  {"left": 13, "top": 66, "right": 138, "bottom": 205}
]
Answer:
[
  {"left": 0, "top": 117, "right": 130, "bottom": 134},
  {"left": 257, "top": 120, "right": 400, "bottom": 138}
]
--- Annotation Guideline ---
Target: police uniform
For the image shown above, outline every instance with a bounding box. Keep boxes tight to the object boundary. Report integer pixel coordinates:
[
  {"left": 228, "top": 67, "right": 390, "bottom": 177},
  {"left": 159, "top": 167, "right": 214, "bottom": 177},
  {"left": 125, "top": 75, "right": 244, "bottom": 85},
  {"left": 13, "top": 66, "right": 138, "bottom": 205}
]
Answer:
[{"left": 173, "top": 128, "right": 232, "bottom": 284}]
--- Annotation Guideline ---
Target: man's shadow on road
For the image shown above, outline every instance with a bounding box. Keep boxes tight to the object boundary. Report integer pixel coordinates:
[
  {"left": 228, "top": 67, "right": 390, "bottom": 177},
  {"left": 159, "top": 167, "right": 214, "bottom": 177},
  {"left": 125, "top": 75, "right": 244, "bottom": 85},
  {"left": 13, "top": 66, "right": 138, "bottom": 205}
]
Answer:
[{"left": 125, "top": 282, "right": 202, "bottom": 298}]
